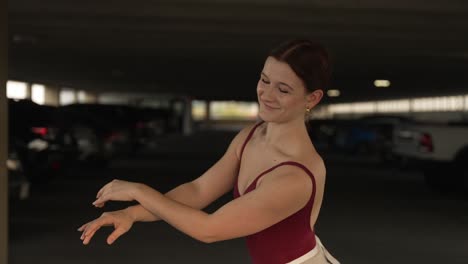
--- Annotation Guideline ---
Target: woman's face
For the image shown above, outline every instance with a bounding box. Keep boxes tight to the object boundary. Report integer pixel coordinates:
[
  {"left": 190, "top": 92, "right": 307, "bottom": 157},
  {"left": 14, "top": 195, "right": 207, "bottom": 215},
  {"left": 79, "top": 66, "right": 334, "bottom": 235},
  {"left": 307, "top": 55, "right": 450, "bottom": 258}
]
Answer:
[{"left": 257, "top": 56, "right": 322, "bottom": 123}]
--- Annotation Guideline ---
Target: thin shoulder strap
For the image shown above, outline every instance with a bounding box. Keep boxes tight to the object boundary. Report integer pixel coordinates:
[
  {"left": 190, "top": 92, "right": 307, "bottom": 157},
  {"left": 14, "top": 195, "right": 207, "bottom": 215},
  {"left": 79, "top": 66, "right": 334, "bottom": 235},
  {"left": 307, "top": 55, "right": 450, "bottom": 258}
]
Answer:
[
  {"left": 244, "top": 161, "right": 317, "bottom": 201},
  {"left": 280, "top": 161, "right": 317, "bottom": 205},
  {"left": 240, "top": 121, "right": 264, "bottom": 160}
]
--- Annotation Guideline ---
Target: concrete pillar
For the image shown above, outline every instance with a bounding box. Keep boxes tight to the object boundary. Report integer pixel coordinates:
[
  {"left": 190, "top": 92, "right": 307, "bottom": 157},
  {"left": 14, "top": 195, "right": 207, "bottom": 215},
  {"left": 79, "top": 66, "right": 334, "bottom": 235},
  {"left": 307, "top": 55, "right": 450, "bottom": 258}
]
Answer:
[
  {"left": 1, "top": 0, "right": 9, "bottom": 260},
  {"left": 205, "top": 100, "right": 211, "bottom": 122},
  {"left": 44, "top": 85, "right": 60, "bottom": 106},
  {"left": 24, "top": 83, "right": 31, "bottom": 100},
  {"left": 0, "top": 89, "right": 7, "bottom": 264},
  {"left": 84, "top": 92, "right": 98, "bottom": 104},
  {"left": 77, "top": 90, "right": 97, "bottom": 104},
  {"left": 182, "top": 97, "right": 193, "bottom": 136}
]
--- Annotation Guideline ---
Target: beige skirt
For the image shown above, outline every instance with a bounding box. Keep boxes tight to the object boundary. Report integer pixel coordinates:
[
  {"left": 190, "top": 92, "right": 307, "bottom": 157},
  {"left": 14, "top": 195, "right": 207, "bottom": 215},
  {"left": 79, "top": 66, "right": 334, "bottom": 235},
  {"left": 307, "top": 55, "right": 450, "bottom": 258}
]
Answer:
[{"left": 286, "top": 236, "right": 340, "bottom": 264}]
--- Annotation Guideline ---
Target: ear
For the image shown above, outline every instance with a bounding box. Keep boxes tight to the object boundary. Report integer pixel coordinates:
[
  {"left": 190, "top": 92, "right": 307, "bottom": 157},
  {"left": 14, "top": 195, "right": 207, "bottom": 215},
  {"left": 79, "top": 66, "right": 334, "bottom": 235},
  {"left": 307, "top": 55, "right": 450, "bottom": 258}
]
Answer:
[{"left": 306, "top": 89, "right": 324, "bottom": 109}]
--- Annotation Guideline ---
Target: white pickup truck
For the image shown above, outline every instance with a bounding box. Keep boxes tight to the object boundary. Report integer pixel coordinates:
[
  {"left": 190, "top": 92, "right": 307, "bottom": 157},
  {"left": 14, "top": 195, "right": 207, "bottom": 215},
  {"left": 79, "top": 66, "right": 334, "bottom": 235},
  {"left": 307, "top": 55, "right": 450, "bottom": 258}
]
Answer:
[{"left": 392, "top": 121, "right": 468, "bottom": 192}]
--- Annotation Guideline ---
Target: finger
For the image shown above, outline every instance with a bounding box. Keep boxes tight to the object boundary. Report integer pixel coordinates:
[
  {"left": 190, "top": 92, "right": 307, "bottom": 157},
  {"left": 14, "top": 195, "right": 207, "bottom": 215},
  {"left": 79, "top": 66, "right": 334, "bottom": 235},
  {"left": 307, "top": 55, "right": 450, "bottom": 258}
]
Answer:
[
  {"left": 96, "top": 186, "right": 105, "bottom": 199},
  {"left": 96, "top": 183, "right": 109, "bottom": 199},
  {"left": 82, "top": 223, "right": 103, "bottom": 245},
  {"left": 92, "top": 194, "right": 106, "bottom": 205},
  {"left": 94, "top": 202, "right": 105, "bottom": 208},
  {"left": 83, "top": 213, "right": 118, "bottom": 245},
  {"left": 92, "top": 200, "right": 105, "bottom": 207},
  {"left": 82, "top": 228, "right": 98, "bottom": 245},
  {"left": 107, "top": 226, "right": 127, "bottom": 245},
  {"left": 80, "top": 223, "right": 92, "bottom": 240},
  {"left": 77, "top": 224, "right": 87, "bottom": 232},
  {"left": 96, "top": 181, "right": 113, "bottom": 199},
  {"left": 83, "top": 217, "right": 111, "bottom": 238},
  {"left": 92, "top": 196, "right": 108, "bottom": 206},
  {"left": 78, "top": 221, "right": 95, "bottom": 231}
]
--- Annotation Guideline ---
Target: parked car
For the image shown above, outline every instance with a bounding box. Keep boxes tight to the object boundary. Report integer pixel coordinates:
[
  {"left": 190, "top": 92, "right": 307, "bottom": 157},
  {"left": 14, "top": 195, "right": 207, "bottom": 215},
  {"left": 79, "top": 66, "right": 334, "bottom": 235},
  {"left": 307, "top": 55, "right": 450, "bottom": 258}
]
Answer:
[
  {"left": 58, "top": 104, "right": 130, "bottom": 165},
  {"left": 356, "top": 115, "right": 416, "bottom": 162},
  {"left": 308, "top": 115, "right": 415, "bottom": 162},
  {"left": 8, "top": 99, "right": 78, "bottom": 183},
  {"left": 134, "top": 107, "right": 172, "bottom": 145},
  {"left": 393, "top": 120, "right": 468, "bottom": 192},
  {"left": 7, "top": 148, "right": 30, "bottom": 200},
  {"left": 59, "top": 103, "right": 172, "bottom": 164}
]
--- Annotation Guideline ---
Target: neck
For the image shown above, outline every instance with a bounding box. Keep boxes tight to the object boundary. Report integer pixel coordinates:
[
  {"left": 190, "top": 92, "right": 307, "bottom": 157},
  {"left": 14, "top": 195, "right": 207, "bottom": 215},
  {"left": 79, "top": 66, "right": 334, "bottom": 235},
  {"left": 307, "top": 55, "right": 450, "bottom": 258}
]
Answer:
[{"left": 262, "top": 118, "right": 310, "bottom": 149}]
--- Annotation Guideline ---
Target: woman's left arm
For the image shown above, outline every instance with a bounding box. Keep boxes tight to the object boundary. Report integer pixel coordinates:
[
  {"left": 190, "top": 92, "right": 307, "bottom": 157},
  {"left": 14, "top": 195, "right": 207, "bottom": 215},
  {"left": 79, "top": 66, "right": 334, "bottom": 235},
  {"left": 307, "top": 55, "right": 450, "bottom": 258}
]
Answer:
[{"left": 90, "top": 169, "right": 313, "bottom": 243}]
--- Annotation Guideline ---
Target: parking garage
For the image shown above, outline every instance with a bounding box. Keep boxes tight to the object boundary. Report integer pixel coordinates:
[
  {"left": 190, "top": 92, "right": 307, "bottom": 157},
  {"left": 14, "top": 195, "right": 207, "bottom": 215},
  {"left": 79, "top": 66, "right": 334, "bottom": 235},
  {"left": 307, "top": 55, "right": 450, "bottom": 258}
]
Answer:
[{"left": 2, "top": 1, "right": 468, "bottom": 263}]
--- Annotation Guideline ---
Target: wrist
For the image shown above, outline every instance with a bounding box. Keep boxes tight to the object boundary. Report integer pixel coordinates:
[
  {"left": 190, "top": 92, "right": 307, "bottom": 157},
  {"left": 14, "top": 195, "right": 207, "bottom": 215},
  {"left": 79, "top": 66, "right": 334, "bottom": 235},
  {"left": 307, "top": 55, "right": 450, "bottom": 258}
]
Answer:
[
  {"left": 131, "top": 183, "right": 147, "bottom": 201},
  {"left": 123, "top": 206, "right": 138, "bottom": 222}
]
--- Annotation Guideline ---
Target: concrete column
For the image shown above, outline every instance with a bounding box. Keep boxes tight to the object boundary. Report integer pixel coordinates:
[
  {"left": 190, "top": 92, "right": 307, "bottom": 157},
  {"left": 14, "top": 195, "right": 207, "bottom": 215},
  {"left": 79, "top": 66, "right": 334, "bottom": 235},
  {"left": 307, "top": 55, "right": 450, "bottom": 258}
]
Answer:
[
  {"left": 205, "top": 100, "right": 211, "bottom": 122},
  {"left": 0, "top": 85, "right": 7, "bottom": 264},
  {"left": 84, "top": 92, "right": 98, "bottom": 104},
  {"left": 0, "top": 90, "right": 7, "bottom": 264},
  {"left": 182, "top": 97, "right": 193, "bottom": 136},
  {"left": 77, "top": 90, "right": 97, "bottom": 104},
  {"left": 44, "top": 85, "right": 60, "bottom": 106},
  {"left": 24, "top": 83, "right": 31, "bottom": 100},
  {"left": 1, "top": 0, "right": 9, "bottom": 260}
]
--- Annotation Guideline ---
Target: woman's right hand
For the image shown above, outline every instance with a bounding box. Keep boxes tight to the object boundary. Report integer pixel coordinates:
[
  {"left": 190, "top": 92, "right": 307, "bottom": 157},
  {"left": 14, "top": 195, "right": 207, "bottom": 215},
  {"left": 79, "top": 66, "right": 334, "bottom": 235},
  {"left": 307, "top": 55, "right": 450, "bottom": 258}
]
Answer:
[{"left": 78, "top": 209, "right": 135, "bottom": 245}]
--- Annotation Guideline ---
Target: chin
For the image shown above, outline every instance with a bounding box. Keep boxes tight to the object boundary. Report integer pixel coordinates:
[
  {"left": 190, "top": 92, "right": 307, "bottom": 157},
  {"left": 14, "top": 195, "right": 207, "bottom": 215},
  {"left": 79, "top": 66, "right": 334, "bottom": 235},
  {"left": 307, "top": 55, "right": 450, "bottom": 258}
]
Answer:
[
  {"left": 259, "top": 110, "right": 302, "bottom": 124},
  {"left": 258, "top": 110, "right": 279, "bottom": 123}
]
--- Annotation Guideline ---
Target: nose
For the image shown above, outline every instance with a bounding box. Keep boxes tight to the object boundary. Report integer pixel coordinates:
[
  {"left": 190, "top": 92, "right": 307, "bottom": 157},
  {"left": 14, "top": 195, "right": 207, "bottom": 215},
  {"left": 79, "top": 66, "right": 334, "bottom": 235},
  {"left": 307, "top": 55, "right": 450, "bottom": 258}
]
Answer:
[{"left": 258, "top": 85, "right": 274, "bottom": 101}]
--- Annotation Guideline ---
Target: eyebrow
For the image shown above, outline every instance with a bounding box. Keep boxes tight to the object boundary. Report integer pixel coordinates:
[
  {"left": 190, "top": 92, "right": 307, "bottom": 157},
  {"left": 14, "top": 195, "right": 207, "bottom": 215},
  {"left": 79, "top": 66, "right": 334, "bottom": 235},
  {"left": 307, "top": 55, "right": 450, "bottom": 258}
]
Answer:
[{"left": 261, "top": 72, "right": 294, "bottom": 91}]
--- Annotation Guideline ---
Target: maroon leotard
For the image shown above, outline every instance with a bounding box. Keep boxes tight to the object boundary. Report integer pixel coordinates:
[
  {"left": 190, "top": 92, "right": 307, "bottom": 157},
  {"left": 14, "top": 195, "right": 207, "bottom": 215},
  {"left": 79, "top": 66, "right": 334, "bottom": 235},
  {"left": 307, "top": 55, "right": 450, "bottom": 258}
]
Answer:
[{"left": 233, "top": 121, "right": 318, "bottom": 264}]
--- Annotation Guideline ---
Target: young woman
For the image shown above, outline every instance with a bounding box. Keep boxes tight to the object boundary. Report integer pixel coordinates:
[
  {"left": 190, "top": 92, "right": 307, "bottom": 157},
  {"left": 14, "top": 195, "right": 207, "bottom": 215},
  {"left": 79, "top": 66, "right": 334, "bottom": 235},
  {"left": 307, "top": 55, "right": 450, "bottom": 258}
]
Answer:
[{"left": 78, "top": 39, "right": 339, "bottom": 264}]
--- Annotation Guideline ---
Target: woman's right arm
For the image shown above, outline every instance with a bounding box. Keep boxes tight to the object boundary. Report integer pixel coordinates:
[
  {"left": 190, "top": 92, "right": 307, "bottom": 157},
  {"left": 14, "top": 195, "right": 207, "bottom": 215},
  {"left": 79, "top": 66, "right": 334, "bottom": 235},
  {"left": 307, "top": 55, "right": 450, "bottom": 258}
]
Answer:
[
  {"left": 124, "top": 181, "right": 208, "bottom": 222},
  {"left": 125, "top": 126, "right": 251, "bottom": 222},
  {"left": 78, "top": 125, "right": 254, "bottom": 245}
]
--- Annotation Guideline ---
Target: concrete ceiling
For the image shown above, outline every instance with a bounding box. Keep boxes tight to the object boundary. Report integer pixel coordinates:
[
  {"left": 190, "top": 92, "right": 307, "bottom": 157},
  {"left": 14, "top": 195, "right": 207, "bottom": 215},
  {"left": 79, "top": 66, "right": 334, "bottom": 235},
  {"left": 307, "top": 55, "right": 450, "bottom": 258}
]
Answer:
[{"left": 8, "top": 0, "right": 468, "bottom": 102}]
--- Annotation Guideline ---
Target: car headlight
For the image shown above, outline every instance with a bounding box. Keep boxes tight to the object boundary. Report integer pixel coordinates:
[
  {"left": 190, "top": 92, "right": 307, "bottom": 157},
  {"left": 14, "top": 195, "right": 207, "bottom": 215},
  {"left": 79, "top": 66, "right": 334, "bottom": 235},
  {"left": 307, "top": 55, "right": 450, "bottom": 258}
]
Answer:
[
  {"left": 6, "top": 159, "right": 21, "bottom": 171},
  {"left": 27, "top": 138, "right": 49, "bottom": 151}
]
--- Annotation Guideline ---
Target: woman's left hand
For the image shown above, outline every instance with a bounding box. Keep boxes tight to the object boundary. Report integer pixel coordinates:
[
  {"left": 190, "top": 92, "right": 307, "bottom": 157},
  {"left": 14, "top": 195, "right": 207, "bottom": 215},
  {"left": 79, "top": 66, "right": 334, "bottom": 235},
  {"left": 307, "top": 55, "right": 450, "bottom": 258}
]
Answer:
[{"left": 92, "top": 179, "right": 142, "bottom": 208}]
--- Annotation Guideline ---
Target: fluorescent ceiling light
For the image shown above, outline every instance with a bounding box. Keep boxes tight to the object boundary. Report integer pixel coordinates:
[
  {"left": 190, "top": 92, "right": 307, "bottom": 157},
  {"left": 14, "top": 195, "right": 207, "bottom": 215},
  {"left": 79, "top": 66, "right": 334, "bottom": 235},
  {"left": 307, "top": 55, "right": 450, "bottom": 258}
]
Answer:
[
  {"left": 327, "top": 89, "right": 340, "bottom": 97},
  {"left": 374, "top": 80, "right": 391, "bottom": 88}
]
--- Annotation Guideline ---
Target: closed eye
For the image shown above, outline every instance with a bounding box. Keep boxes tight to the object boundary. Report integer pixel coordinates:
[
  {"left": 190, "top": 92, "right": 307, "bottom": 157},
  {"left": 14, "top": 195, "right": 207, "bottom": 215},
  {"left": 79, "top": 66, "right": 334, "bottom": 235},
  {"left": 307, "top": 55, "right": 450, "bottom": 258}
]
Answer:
[
  {"left": 278, "top": 88, "right": 289, "bottom": 94},
  {"left": 261, "top": 78, "right": 270, "bottom": 84}
]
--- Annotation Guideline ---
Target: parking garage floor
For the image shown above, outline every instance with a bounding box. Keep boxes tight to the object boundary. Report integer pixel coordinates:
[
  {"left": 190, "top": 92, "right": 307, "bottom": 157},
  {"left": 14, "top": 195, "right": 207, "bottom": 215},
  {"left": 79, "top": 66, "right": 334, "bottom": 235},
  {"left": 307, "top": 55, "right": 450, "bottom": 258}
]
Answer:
[{"left": 8, "top": 130, "right": 468, "bottom": 264}]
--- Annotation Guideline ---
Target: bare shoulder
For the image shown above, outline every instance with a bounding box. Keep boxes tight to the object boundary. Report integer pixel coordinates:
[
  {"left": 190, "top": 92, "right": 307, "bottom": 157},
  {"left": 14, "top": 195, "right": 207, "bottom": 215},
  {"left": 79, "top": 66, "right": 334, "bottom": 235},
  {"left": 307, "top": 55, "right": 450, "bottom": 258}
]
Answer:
[
  {"left": 285, "top": 154, "right": 325, "bottom": 181},
  {"left": 255, "top": 164, "right": 314, "bottom": 206},
  {"left": 300, "top": 149, "right": 326, "bottom": 183},
  {"left": 230, "top": 122, "right": 262, "bottom": 159},
  {"left": 276, "top": 148, "right": 327, "bottom": 186}
]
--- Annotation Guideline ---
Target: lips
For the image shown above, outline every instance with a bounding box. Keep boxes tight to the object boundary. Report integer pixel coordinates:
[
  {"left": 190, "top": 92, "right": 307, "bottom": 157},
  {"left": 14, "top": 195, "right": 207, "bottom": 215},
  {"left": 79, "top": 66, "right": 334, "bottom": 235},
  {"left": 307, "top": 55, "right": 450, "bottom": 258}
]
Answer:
[{"left": 261, "top": 101, "right": 279, "bottom": 110}]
